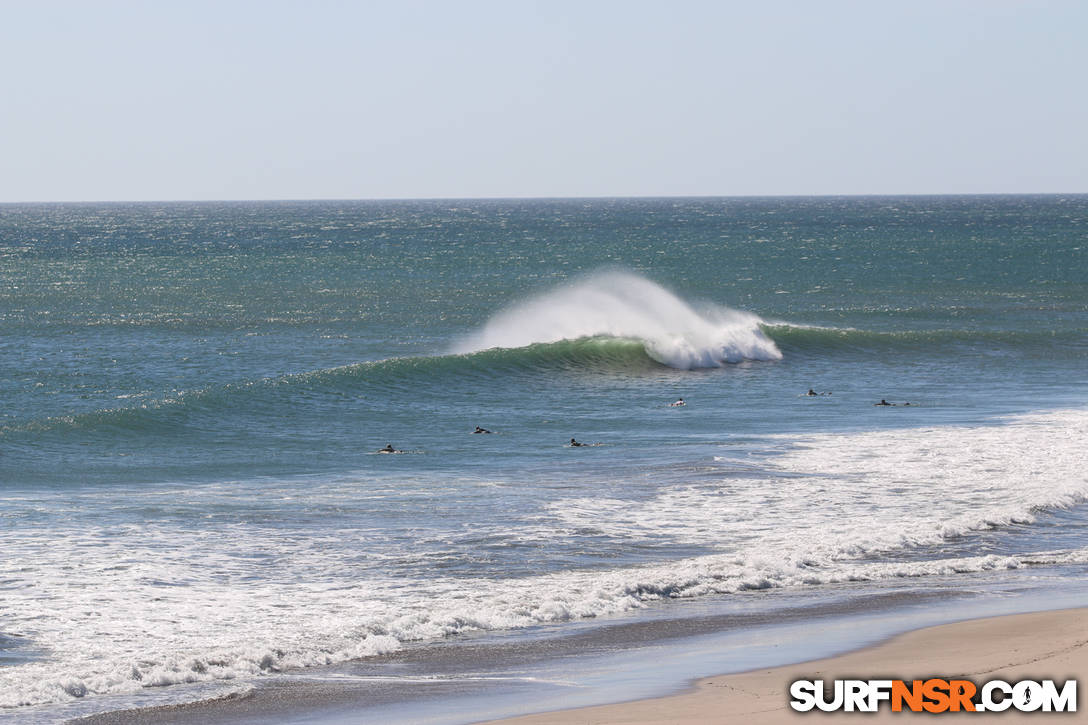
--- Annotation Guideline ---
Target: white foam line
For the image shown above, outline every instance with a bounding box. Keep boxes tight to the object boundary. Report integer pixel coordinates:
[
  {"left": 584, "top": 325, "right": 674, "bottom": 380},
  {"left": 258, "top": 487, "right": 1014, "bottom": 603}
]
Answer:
[{"left": 2, "top": 409, "right": 1085, "bottom": 709}]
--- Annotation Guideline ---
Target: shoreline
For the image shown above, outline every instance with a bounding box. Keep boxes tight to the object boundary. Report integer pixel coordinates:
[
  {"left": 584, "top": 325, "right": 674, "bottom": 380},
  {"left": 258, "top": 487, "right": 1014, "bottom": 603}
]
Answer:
[
  {"left": 63, "top": 598, "right": 1088, "bottom": 725},
  {"left": 481, "top": 607, "right": 1088, "bottom": 724}
]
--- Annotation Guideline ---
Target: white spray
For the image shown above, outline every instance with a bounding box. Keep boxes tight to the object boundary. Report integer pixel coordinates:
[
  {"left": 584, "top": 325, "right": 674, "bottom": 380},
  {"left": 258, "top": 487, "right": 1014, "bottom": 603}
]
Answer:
[{"left": 453, "top": 271, "right": 781, "bottom": 369}]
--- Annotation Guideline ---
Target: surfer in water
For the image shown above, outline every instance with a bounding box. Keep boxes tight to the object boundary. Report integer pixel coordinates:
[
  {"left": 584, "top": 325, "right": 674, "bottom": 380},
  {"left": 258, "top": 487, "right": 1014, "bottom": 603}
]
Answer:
[
  {"left": 807, "top": 389, "right": 818, "bottom": 396},
  {"left": 473, "top": 426, "right": 492, "bottom": 434},
  {"left": 875, "top": 399, "right": 894, "bottom": 406},
  {"left": 669, "top": 398, "right": 686, "bottom": 407},
  {"left": 570, "top": 438, "right": 585, "bottom": 447},
  {"left": 378, "top": 443, "right": 399, "bottom": 453}
]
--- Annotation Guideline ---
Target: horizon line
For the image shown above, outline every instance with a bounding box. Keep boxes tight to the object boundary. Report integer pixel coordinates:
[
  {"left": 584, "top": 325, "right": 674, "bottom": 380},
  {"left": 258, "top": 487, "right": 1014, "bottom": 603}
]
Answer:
[{"left": 3, "top": 191, "right": 1087, "bottom": 205}]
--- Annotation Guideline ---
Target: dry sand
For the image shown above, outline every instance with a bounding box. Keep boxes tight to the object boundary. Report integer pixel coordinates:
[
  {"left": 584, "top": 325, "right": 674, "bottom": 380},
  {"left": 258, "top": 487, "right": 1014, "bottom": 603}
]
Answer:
[{"left": 482, "top": 608, "right": 1087, "bottom": 724}]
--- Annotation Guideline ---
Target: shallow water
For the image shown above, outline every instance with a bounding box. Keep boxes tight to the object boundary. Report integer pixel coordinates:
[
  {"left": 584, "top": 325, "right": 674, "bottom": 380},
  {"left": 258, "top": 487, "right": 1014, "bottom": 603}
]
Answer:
[{"left": 1, "top": 196, "right": 1086, "bottom": 720}]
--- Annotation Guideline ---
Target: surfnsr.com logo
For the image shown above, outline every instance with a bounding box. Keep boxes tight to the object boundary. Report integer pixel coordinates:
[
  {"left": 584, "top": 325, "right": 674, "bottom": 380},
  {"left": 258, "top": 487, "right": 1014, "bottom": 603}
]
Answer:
[{"left": 789, "top": 678, "right": 1077, "bottom": 713}]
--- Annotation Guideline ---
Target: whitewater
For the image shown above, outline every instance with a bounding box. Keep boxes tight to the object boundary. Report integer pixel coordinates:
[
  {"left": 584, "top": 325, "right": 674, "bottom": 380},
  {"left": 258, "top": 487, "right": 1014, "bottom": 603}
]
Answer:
[
  {"left": 2, "top": 196, "right": 1086, "bottom": 723},
  {"left": 4, "top": 406, "right": 1087, "bottom": 711},
  {"left": 452, "top": 271, "right": 782, "bottom": 368}
]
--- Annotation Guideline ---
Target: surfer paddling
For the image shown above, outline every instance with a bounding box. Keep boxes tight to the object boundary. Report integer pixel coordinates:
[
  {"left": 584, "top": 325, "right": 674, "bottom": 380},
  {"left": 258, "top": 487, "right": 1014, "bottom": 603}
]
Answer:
[
  {"left": 378, "top": 443, "right": 400, "bottom": 453},
  {"left": 473, "top": 426, "right": 492, "bottom": 434},
  {"left": 668, "top": 398, "right": 686, "bottom": 407}
]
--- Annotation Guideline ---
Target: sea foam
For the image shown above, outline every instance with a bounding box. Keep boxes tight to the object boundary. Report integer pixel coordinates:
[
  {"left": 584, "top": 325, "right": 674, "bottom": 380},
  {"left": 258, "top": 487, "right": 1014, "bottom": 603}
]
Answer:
[
  {"left": 5, "top": 409, "right": 1088, "bottom": 714},
  {"left": 452, "top": 271, "right": 781, "bottom": 369}
]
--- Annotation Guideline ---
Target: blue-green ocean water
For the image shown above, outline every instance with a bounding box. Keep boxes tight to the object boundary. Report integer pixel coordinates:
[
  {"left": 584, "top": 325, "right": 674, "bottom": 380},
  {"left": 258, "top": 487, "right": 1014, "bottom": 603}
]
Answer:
[{"left": 1, "top": 196, "right": 1087, "bottom": 720}]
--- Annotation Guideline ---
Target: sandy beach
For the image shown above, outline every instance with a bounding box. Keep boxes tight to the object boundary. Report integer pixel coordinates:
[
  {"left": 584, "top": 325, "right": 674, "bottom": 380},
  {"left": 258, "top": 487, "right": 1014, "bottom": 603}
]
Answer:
[
  {"left": 69, "top": 606, "right": 1087, "bottom": 724},
  {"left": 9, "top": 0, "right": 1088, "bottom": 720},
  {"left": 483, "top": 608, "right": 1087, "bottom": 724}
]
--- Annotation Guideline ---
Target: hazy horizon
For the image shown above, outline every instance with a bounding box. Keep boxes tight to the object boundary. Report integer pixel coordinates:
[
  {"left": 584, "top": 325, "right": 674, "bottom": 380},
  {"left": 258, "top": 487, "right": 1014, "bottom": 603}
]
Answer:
[{"left": 6, "top": 191, "right": 1088, "bottom": 206}]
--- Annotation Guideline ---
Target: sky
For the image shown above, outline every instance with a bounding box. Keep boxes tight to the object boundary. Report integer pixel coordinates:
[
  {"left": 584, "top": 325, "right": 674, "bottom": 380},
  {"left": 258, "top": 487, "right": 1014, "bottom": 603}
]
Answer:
[{"left": 2, "top": 0, "right": 1086, "bottom": 201}]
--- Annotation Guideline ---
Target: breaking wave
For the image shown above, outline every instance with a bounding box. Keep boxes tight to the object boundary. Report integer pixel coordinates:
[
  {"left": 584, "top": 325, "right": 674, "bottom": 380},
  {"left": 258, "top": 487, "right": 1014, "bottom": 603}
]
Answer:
[{"left": 452, "top": 271, "right": 782, "bottom": 369}]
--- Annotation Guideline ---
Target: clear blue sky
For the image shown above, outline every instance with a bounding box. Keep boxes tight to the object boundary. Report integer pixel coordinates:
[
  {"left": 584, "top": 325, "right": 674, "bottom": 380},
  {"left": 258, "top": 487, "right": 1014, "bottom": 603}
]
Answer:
[{"left": 3, "top": 0, "right": 1086, "bottom": 201}]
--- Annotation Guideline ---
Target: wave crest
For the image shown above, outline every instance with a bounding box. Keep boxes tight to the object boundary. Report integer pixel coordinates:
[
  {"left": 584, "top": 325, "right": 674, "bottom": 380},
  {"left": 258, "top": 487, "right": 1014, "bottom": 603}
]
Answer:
[{"left": 452, "top": 272, "right": 781, "bottom": 369}]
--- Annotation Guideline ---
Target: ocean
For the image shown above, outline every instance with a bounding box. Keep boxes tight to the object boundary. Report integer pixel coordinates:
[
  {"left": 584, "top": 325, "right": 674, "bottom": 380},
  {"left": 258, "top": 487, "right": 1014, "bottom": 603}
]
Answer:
[{"left": 1, "top": 196, "right": 1087, "bottom": 722}]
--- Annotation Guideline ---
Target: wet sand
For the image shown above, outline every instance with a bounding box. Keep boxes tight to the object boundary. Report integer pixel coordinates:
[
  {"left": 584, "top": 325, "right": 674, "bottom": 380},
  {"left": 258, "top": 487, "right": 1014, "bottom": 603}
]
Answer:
[
  {"left": 71, "top": 606, "right": 1086, "bottom": 724},
  {"left": 483, "top": 607, "right": 1087, "bottom": 724}
]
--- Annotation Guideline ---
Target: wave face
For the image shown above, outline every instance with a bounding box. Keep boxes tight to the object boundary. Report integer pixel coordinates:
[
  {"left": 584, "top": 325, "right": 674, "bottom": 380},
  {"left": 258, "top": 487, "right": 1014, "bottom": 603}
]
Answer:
[{"left": 453, "top": 271, "right": 782, "bottom": 369}]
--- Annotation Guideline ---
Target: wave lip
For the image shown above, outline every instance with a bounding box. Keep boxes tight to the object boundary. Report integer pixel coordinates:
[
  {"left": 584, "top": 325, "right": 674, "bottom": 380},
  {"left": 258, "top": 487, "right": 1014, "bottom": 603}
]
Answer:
[{"left": 452, "top": 271, "right": 782, "bottom": 369}]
